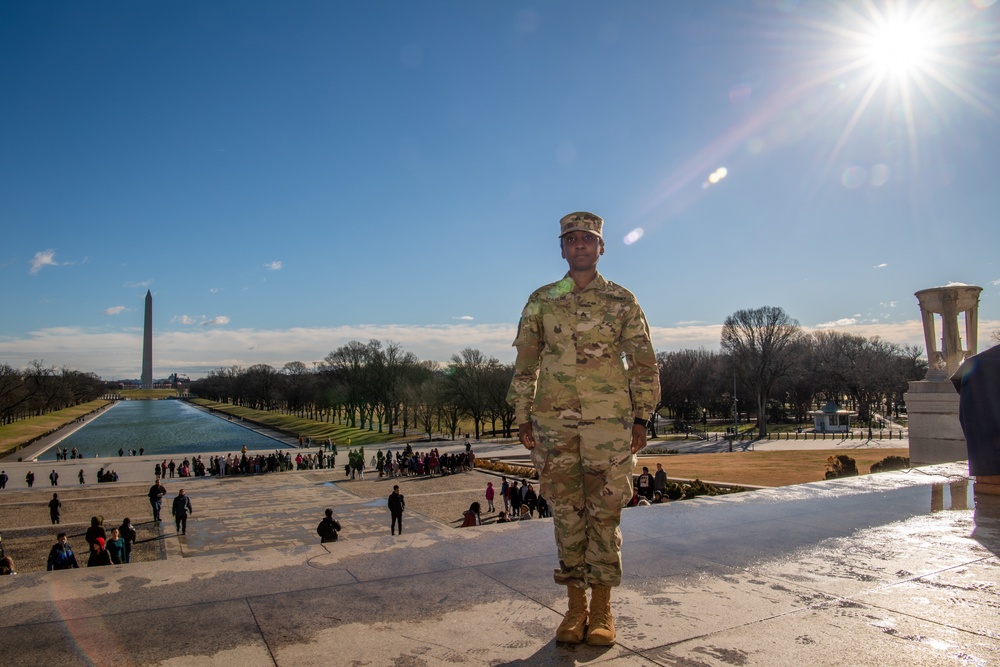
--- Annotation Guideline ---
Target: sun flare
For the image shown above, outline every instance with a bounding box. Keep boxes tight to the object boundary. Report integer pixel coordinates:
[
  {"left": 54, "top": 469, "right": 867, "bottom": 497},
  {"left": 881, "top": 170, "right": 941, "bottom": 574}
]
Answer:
[{"left": 864, "top": 17, "right": 933, "bottom": 78}]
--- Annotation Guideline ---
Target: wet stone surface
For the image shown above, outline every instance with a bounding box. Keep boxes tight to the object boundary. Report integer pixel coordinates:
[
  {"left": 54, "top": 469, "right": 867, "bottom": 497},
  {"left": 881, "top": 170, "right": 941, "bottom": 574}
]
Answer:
[{"left": 0, "top": 461, "right": 996, "bottom": 666}]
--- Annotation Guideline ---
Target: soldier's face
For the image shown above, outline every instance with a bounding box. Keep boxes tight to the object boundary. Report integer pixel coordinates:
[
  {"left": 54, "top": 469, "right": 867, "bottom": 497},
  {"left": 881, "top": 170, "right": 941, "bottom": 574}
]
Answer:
[{"left": 560, "top": 232, "right": 603, "bottom": 271}]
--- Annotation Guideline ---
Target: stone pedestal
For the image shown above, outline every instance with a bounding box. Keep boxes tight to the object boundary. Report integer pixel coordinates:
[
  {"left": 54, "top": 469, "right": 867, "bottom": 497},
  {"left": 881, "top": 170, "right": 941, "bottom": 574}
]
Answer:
[{"left": 905, "top": 380, "right": 968, "bottom": 467}]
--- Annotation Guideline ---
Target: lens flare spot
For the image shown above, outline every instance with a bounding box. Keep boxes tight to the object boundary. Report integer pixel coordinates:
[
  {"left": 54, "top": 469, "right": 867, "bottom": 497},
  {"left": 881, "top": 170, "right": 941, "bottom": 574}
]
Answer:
[
  {"left": 869, "top": 163, "right": 891, "bottom": 186},
  {"left": 841, "top": 166, "right": 867, "bottom": 189},
  {"left": 623, "top": 228, "right": 644, "bottom": 246},
  {"left": 729, "top": 83, "right": 752, "bottom": 104}
]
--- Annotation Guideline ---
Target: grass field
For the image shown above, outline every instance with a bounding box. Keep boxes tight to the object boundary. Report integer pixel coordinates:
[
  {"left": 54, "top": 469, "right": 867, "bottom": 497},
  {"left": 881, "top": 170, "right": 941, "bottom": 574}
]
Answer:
[
  {"left": 0, "top": 400, "right": 110, "bottom": 455},
  {"left": 642, "top": 448, "right": 911, "bottom": 488},
  {"left": 189, "top": 399, "right": 429, "bottom": 447}
]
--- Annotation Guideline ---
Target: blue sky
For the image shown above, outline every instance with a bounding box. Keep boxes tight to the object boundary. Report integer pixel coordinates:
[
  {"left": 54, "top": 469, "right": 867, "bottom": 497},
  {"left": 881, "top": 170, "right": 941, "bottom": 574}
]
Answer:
[{"left": 2, "top": 0, "right": 998, "bottom": 380}]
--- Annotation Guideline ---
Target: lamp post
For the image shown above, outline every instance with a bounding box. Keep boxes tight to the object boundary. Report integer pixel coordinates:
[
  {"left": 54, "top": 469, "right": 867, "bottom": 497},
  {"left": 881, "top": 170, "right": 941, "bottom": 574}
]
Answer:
[{"left": 732, "top": 366, "right": 738, "bottom": 452}]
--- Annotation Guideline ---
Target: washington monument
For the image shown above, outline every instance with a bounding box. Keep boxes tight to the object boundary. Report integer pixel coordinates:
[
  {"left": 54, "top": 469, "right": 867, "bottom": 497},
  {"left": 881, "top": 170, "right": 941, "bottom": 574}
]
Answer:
[{"left": 141, "top": 290, "right": 153, "bottom": 388}]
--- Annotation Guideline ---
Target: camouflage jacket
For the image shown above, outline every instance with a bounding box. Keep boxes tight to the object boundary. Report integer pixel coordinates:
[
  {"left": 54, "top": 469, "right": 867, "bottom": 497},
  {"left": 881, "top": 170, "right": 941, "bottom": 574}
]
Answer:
[{"left": 507, "top": 272, "right": 660, "bottom": 425}]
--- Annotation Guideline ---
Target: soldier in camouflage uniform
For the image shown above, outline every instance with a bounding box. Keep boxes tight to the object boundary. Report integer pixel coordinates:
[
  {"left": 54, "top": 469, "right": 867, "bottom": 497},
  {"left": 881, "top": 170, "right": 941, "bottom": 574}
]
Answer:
[{"left": 507, "top": 211, "right": 660, "bottom": 646}]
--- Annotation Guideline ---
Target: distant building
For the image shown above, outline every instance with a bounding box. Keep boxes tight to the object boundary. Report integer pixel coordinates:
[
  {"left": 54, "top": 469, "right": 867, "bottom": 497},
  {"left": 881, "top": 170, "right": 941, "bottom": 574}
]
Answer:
[{"left": 808, "top": 401, "right": 856, "bottom": 433}]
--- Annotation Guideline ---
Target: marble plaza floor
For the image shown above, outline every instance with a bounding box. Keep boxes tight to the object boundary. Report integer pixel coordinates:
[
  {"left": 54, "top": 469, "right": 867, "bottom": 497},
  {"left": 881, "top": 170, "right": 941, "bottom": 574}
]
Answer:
[{"left": 0, "top": 460, "right": 997, "bottom": 666}]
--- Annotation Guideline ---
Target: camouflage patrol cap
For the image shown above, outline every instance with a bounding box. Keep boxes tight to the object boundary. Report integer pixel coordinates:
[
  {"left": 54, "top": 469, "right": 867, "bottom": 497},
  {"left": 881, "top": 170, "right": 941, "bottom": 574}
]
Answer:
[{"left": 559, "top": 211, "right": 603, "bottom": 239}]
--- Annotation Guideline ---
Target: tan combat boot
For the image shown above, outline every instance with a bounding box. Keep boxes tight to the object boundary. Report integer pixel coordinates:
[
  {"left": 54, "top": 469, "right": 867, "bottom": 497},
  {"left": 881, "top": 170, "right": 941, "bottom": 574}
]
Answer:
[
  {"left": 586, "top": 584, "right": 616, "bottom": 646},
  {"left": 554, "top": 586, "right": 589, "bottom": 643}
]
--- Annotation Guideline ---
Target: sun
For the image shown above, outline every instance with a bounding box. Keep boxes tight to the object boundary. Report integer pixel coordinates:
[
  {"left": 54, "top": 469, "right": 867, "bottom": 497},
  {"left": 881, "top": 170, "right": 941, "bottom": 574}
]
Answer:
[
  {"left": 863, "top": 16, "right": 934, "bottom": 78},
  {"left": 866, "top": 18, "right": 934, "bottom": 77}
]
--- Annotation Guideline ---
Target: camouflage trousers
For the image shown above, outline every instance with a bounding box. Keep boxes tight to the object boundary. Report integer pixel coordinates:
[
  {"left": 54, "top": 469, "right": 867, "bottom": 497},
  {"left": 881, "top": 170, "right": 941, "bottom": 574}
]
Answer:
[{"left": 531, "top": 416, "right": 636, "bottom": 588}]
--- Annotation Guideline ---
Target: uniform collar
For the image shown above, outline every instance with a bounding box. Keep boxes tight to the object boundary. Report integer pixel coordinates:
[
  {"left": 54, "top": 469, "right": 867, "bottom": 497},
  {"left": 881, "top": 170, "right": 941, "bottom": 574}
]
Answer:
[{"left": 560, "top": 271, "right": 606, "bottom": 294}]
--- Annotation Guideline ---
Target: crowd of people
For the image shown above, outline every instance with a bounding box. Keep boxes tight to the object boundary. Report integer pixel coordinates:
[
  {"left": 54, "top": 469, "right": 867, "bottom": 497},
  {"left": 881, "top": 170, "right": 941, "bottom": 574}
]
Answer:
[
  {"left": 51, "top": 447, "right": 85, "bottom": 461},
  {"left": 148, "top": 450, "right": 302, "bottom": 480},
  {"left": 625, "top": 463, "right": 670, "bottom": 507},
  {"left": 346, "top": 443, "right": 477, "bottom": 480},
  {"left": 44, "top": 516, "right": 139, "bottom": 571}
]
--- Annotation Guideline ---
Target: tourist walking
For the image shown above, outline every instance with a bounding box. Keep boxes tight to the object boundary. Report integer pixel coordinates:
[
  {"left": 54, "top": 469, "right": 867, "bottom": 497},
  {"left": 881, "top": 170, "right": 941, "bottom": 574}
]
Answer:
[
  {"left": 636, "top": 466, "right": 654, "bottom": 500},
  {"left": 485, "top": 481, "right": 496, "bottom": 512},
  {"left": 85, "top": 516, "right": 107, "bottom": 553},
  {"left": 25, "top": 470, "right": 34, "bottom": 488},
  {"left": 172, "top": 489, "right": 192, "bottom": 534},
  {"left": 507, "top": 212, "right": 660, "bottom": 646},
  {"left": 49, "top": 470, "right": 59, "bottom": 486},
  {"left": 119, "top": 518, "right": 136, "bottom": 563},
  {"left": 46, "top": 533, "right": 80, "bottom": 570},
  {"left": 48, "top": 493, "right": 61, "bottom": 524},
  {"left": 0, "top": 470, "right": 7, "bottom": 489},
  {"left": 654, "top": 463, "right": 668, "bottom": 496},
  {"left": 105, "top": 528, "right": 126, "bottom": 565},
  {"left": 508, "top": 481, "right": 519, "bottom": 518},
  {"left": 78, "top": 468, "right": 85, "bottom": 484},
  {"left": 148, "top": 479, "right": 166, "bottom": 522},
  {"left": 87, "top": 537, "right": 113, "bottom": 567},
  {"left": 388, "top": 485, "right": 405, "bottom": 535}
]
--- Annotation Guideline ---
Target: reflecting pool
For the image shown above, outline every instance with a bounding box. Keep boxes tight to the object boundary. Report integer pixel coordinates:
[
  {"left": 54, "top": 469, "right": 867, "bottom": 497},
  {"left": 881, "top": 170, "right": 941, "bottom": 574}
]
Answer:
[{"left": 39, "top": 400, "right": 290, "bottom": 460}]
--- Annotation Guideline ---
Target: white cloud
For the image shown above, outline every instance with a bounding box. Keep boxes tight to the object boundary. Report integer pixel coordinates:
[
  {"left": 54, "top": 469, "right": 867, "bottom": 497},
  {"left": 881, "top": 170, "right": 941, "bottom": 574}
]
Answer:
[
  {"left": 453, "top": 315, "right": 474, "bottom": 321},
  {"left": 105, "top": 306, "right": 128, "bottom": 315},
  {"left": 29, "top": 250, "right": 60, "bottom": 275},
  {"left": 265, "top": 261, "right": 283, "bottom": 271},
  {"left": 874, "top": 263, "right": 887, "bottom": 269},
  {"left": 651, "top": 323, "right": 723, "bottom": 350},
  {"left": 172, "top": 314, "right": 230, "bottom": 326},
  {"left": 209, "top": 288, "right": 220, "bottom": 294},
  {"left": 814, "top": 318, "right": 859, "bottom": 328}
]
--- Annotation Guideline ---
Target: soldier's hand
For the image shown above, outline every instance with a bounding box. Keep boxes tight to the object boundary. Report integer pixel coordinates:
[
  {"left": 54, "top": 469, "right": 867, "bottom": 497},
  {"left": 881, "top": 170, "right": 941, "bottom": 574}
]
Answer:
[
  {"left": 518, "top": 422, "right": 536, "bottom": 450},
  {"left": 630, "top": 424, "right": 647, "bottom": 454}
]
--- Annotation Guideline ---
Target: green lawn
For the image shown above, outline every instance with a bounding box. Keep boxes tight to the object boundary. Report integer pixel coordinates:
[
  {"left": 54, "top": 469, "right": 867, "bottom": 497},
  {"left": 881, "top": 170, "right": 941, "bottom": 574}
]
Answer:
[
  {"left": 0, "top": 400, "right": 111, "bottom": 455},
  {"left": 188, "top": 399, "right": 426, "bottom": 447}
]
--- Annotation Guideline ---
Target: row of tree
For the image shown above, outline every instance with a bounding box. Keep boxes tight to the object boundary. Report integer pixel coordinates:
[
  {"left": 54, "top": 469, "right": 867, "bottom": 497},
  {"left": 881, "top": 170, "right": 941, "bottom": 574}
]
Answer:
[
  {"left": 717, "top": 306, "right": 927, "bottom": 436},
  {"left": 189, "top": 342, "right": 517, "bottom": 440},
  {"left": 189, "top": 307, "right": 931, "bottom": 441},
  {"left": 0, "top": 361, "right": 107, "bottom": 425},
  {"left": 5, "top": 306, "right": 971, "bottom": 438}
]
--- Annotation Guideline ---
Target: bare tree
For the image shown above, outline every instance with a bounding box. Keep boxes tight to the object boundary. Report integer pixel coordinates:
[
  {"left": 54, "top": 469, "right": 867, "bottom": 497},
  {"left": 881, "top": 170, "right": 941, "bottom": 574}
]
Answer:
[
  {"left": 482, "top": 361, "right": 515, "bottom": 437},
  {"left": 721, "top": 307, "right": 803, "bottom": 438},
  {"left": 375, "top": 342, "right": 418, "bottom": 435},
  {"left": 281, "top": 361, "right": 315, "bottom": 416},
  {"left": 0, "top": 364, "right": 31, "bottom": 424},
  {"left": 447, "top": 348, "right": 495, "bottom": 438},
  {"left": 321, "top": 341, "right": 370, "bottom": 428},
  {"left": 24, "top": 360, "right": 64, "bottom": 417},
  {"left": 243, "top": 364, "right": 280, "bottom": 410},
  {"left": 656, "top": 349, "right": 718, "bottom": 430}
]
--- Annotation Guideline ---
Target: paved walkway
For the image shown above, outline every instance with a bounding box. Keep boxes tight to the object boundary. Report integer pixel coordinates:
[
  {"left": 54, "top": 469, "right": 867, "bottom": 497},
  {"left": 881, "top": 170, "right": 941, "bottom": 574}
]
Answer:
[
  {"left": 0, "top": 457, "right": 996, "bottom": 666},
  {"left": 159, "top": 471, "right": 451, "bottom": 560}
]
